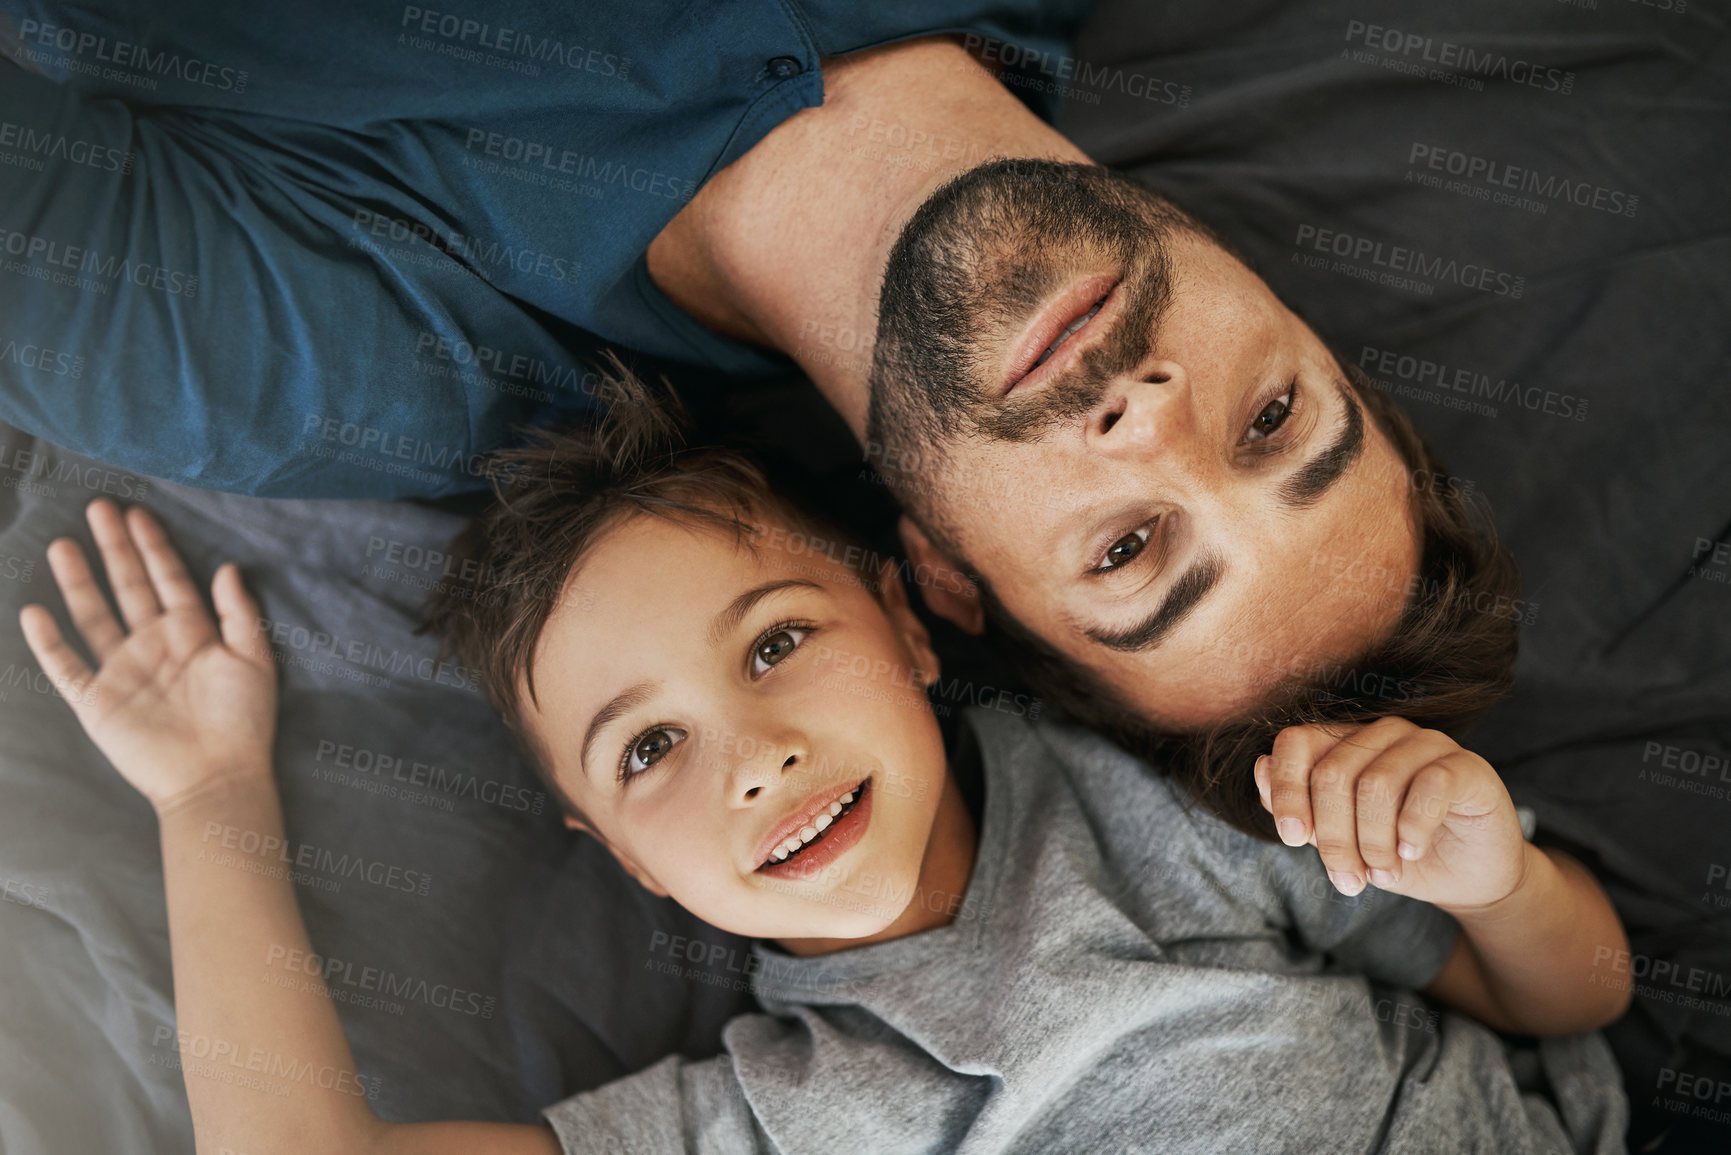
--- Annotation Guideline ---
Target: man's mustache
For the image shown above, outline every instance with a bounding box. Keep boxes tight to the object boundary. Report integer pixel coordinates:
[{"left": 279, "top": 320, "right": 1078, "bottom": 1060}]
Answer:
[{"left": 972, "top": 250, "right": 1174, "bottom": 444}]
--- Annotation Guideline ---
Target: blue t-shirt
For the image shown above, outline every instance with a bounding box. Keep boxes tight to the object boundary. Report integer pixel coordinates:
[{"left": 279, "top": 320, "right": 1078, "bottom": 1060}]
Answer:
[{"left": 0, "top": 1, "right": 1092, "bottom": 496}]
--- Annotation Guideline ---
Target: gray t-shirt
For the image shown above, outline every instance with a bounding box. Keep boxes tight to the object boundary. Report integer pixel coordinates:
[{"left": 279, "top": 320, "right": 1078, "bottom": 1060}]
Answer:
[{"left": 545, "top": 710, "right": 1627, "bottom": 1154}]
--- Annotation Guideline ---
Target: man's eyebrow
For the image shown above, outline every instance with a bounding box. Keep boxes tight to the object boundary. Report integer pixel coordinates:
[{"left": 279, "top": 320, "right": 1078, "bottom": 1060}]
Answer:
[
  {"left": 1085, "top": 551, "right": 1226, "bottom": 653},
  {"left": 1277, "top": 381, "right": 1365, "bottom": 510},
  {"left": 580, "top": 680, "right": 659, "bottom": 781},
  {"left": 708, "top": 579, "right": 823, "bottom": 646}
]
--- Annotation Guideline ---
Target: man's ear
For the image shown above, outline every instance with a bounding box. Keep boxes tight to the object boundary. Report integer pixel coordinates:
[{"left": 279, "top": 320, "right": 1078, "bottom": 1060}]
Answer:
[
  {"left": 896, "top": 516, "right": 984, "bottom": 636},
  {"left": 564, "top": 814, "right": 670, "bottom": 898},
  {"left": 874, "top": 555, "right": 942, "bottom": 688}
]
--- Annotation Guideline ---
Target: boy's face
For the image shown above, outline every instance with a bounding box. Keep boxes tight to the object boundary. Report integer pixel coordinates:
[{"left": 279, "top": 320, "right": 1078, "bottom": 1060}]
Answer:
[{"left": 521, "top": 511, "right": 950, "bottom": 943}]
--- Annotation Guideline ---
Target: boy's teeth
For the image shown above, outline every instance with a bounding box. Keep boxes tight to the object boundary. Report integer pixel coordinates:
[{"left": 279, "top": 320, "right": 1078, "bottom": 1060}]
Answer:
[{"left": 764, "top": 783, "right": 867, "bottom": 867}]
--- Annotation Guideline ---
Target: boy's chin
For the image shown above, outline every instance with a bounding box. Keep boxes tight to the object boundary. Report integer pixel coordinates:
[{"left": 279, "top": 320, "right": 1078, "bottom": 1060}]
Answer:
[{"left": 740, "top": 877, "right": 922, "bottom": 944}]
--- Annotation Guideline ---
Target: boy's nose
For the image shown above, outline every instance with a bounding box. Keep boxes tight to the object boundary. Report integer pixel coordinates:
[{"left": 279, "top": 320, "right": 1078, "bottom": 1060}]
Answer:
[{"left": 732, "top": 746, "right": 802, "bottom": 803}]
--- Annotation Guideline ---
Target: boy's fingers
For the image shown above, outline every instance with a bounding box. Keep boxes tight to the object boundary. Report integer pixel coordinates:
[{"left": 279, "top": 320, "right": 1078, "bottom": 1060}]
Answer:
[
  {"left": 86, "top": 500, "right": 161, "bottom": 629},
  {"left": 127, "top": 506, "right": 203, "bottom": 614},
  {"left": 1355, "top": 729, "right": 1457, "bottom": 883},
  {"left": 45, "top": 537, "right": 124, "bottom": 661},
  {"left": 1265, "top": 725, "right": 1346, "bottom": 848},
  {"left": 1308, "top": 732, "right": 1399, "bottom": 896},
  {"left": 1394, "top": 759, "right": 1462, "bottom": 864},
  {"left": 18, "top": 604, "right": 96, "bottom": 711},
  {"left": 212, "top": 564, "right": 270, "bottom": 667}
]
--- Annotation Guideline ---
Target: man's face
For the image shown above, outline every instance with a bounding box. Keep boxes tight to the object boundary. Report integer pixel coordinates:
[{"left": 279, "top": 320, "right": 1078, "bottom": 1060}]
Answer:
[
  {"left": 520, "top": 512, "right": 950, "bottom": 942},
  {"left": 869, "top": 161, "right": 1419, "bottom": 728}
]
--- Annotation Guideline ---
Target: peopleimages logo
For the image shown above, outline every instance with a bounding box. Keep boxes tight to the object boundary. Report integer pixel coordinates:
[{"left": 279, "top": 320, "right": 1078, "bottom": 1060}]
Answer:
[
  {"left": 960, "top": 34, "right": 1191, "bottom": 107},
  {"left": 351, "top": 209, "right": 581, "bottom": 285},
  {"left": 1293, "top": 224, "right": 1524, "bottom": 299},
  {"left": 300, "top": 414, "right": 500, "bottom": 483},
  {"left": 12, "top": 19, "right": 249, "bottom": 92},
  {"left": 1343, "top": 21, "right": 1574, "bottom": 95},
  {"left": 0, "top": 119, "right": 134, "bottom": 174},
  {"left": 1406, "top": 144, "right": 1638, "bottom": 219},
  {"left": 0, "top": 337, "right": 84, "bottom": 378},
  {"left": 1357, "top": 345, "right": 1588, "bottom": 422},
  {"left": 398, "top": 6, "right": 631, "bottom": 78},
  {"left": 265, "top": 945, "right": 497, "bottom": 1019},
  {"left": 0, "top": 226, "right": 198, "bottom": 297},
  {"left": 462, "top": 129, "right": 697, "bottom": 201}
]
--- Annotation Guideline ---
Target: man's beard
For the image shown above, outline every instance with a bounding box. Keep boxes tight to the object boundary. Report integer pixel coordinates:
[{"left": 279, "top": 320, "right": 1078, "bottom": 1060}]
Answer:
[{"left": 865, "top": 159, "right": 1183, "bottom": 490}]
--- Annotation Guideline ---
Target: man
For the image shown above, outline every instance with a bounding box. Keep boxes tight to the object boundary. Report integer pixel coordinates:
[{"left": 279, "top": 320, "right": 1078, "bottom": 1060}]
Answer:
[
  {"left": 0, "top": 9, "right": 1517, "bottom": 818},
  {"left": 646, "top": 39, "right": 1520, "bottom": 830}
]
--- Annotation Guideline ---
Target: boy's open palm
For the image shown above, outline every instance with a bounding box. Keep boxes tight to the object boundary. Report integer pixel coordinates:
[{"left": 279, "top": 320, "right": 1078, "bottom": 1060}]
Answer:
[
  {"left": 19, "top": 500, "right": 277, "bottom": 814},
  {"left": 1254, "top": 716, "right": 1528, "bottom": 910}
]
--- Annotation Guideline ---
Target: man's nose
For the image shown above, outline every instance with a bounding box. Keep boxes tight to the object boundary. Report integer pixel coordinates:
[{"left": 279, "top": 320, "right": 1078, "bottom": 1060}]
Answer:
[{"left": 1087, "top": 360, "right": 1193, "bottom": 462}]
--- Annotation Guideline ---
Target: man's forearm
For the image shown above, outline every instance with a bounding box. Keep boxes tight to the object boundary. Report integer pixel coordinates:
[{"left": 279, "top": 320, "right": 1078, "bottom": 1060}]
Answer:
[
  {"left": 1438, "top": 844, "right": 1631, "bottom": 1035},
  {"left": 157, "top": 771, "right": 385, "bottom": 1155}
]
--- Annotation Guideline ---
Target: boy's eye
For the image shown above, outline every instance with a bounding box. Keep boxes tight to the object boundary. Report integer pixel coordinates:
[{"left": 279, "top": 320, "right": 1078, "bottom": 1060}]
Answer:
[
  {"left": 751, "top": 626, "right": 811, "bottom": 677},
  {"left": 624, "top": 727, "right": 686, "bottom": 779}
]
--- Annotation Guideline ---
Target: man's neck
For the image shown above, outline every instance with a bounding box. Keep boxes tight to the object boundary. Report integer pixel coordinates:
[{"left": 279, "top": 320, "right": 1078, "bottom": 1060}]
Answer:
[
  {"left": 776, "top": 766, "right": 978, "bottom": 957},
  {"left": 647, "top": 36, "right": 1089, "bottom": 437}
]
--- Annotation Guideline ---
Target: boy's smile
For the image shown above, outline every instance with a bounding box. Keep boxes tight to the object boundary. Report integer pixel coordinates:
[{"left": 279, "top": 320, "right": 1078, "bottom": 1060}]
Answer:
[
  {"left": 756, "top": 776, "right": 871, "bottom": 876},
  {"left": 518, "top": 508, "right": 971, "bottom": 949}
]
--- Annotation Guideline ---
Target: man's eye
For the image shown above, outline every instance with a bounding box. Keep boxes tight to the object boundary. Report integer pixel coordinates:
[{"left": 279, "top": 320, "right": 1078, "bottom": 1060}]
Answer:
[
  {"left": 1100, "top": 528, "right": 1150, "bottom": 571},
  {"left": 623, "top": 727, "right": 686, "bottom": 779},
  {"left": 750, "top": 626, "right": 811, "bottom": 676},
  {"left": 1244, "top": 386, "right": 1295, "bottom": 444}
]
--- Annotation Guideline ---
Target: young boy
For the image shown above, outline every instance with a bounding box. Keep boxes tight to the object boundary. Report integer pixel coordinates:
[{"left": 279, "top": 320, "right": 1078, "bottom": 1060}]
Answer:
[{"left": 20, "top": 375, "right": 1630, "bottom": 1154}]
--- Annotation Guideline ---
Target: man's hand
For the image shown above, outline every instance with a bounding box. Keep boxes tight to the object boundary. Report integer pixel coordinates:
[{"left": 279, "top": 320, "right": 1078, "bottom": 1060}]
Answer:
[
  {"left": 18, "top": 499, "right": 277, "bottom": 814},
  {"left": 1253, "top": 716, "right": 1528, "bottom": 911}
]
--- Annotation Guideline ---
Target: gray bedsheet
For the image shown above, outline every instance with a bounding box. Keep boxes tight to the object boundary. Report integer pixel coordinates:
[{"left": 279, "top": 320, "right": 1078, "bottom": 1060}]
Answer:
[{"left": 0, "top": 424, "right": 754, "bottom": 1153}]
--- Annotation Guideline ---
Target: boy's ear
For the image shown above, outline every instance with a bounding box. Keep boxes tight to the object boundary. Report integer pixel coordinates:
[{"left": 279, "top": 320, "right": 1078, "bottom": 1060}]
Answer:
[
  {"left": 896, "top": 516, "right": 984, "bottom": 636},
  {"left": 564, "top": 814, "right": 670, "bottom": 898},
  {"left": 875, "top": 555, "right": 942, "bottom": 689}
]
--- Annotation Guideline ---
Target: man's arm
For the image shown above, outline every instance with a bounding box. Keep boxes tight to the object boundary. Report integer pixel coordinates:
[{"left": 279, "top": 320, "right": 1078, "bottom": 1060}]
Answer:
[{"left": 1420, "top": 844, "right": 1630, "bottom": 1036}]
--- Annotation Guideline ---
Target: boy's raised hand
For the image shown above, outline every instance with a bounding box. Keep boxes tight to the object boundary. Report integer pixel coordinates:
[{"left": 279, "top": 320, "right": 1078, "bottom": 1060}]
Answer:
[
  {"left": 1254, "top": 717, "right": 1528, "bottom": 909},
  {"left": 18, "top": 500, "right": 278, "bottom": 814}
]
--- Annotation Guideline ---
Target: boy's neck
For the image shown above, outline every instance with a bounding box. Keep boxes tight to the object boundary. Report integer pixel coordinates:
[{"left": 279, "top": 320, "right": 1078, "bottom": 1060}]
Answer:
[
  {"left": 645, "top": 36, "right": 1089, "bottom": 437},
  {"left": 776, "top": 769, "right": 978, "bottom": 957}
]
